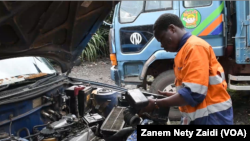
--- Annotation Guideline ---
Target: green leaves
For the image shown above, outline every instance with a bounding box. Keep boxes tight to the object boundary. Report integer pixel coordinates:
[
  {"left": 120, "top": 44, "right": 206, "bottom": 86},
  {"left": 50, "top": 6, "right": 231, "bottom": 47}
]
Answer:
[
  {"left": 81, "top": 27, "right": 109, "bottom": 62},
  {"left": 81, "top": 8, "right": 114, "bottom": 62}
]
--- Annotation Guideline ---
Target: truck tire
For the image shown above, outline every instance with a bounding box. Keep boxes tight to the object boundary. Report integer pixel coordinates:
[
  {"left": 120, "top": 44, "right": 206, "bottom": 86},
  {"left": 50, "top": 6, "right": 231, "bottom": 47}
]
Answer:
[{"left": 149, "top": 70, "right": 182, "bottom": 121}]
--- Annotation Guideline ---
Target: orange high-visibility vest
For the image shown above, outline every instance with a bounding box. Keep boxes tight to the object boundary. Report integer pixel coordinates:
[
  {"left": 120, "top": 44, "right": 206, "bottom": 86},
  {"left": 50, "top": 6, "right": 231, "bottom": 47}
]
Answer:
[{"left": 174, "top": 35, "right": 233, "bottom": 125}]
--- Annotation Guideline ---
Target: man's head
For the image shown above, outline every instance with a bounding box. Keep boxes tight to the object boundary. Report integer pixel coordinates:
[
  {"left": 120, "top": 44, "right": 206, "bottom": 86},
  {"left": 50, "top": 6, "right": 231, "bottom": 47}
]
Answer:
[{"left": 153, "top": 13, "right": 186, "bottom": 52}]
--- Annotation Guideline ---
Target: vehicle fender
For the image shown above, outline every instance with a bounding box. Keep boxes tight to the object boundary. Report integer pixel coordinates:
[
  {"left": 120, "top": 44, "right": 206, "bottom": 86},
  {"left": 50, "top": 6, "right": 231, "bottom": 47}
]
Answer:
[{"left": 139, "top": 50, "right": 176, "bottom": 80}]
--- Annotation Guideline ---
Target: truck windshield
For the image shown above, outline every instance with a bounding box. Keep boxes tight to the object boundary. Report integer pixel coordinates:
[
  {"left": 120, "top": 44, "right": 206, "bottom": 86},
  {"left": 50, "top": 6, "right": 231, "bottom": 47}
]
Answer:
[
  {"left": 119, "top": 1, "right": 144, "bottom": 23},
  {"left": 119, "top": 1, "right": 173, "bottom": 23},
  {"left": 145, "top": 1, "right": 172, "bottom": 11}
]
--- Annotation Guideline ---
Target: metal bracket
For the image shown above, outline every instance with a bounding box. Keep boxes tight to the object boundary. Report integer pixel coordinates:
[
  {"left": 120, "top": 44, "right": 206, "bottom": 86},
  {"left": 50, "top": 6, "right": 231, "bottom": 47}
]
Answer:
[
  {"left": 222, "top": 14, "right": 226, "bottom": 37},
  {"left": 242, "top": 13, "right": 250, "bottom": 25},
  {"left": 243, "top": 20, "right": 250, "bottom": 25},
  {"left": 103, "top": 21, "right": 113, "bottom": 28},
  {"left": 247, "top": 15, "right": 250, "bottom": 21},
  {"left": 232, "top": 36, "right": 246, "bottom": 39}
]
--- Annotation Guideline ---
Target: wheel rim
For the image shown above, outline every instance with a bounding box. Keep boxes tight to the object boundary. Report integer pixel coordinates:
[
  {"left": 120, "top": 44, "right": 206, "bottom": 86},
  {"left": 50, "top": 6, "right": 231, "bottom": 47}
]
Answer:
[
  {"left": 163, "top": 83, "right": 176, "bottom": 93},
  {"left": 163, "top": 83, "right": 178, "bottom": 109}
]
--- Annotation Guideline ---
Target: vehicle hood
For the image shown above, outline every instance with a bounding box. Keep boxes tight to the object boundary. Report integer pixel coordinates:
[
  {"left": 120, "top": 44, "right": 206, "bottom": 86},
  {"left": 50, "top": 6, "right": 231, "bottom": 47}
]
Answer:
[{"left": 0, "top": 1, "right": 118, "bottom": 73}]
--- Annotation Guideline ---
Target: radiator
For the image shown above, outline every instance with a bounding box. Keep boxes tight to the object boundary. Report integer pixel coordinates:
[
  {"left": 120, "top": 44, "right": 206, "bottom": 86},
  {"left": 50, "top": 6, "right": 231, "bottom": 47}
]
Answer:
[{"left": 100, "top": 106, "right": 126, "bottom": 135}]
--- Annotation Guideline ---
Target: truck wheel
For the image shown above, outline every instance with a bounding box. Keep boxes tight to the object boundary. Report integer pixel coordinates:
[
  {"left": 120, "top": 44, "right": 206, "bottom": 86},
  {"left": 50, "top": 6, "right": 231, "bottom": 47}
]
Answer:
[{"left": 149, "top": 70, "right": 182, "bottom": 121}]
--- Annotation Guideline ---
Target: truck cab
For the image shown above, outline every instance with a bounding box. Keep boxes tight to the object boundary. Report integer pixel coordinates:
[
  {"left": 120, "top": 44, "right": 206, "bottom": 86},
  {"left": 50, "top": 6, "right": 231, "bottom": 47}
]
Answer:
[{"left": 109, "top": 1, "right": 226, "bottom": 91}]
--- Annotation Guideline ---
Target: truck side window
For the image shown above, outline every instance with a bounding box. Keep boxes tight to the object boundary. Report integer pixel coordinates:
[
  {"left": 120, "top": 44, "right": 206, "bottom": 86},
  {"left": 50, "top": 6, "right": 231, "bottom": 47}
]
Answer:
[
  {"left": 119, "top": 1, "right": 144, "bottom": 23},
  {"left": 145, "top": 1, "right": 172, "bottom": 11},
  {"left": 184, "top": 1, "right": 212, "bottom": 8}
]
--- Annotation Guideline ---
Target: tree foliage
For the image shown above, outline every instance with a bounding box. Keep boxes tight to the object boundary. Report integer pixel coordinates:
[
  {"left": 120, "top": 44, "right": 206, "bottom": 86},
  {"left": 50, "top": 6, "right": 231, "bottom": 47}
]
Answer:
[{"left": 81, "top": 8, "right": 114, "bottom": 62}]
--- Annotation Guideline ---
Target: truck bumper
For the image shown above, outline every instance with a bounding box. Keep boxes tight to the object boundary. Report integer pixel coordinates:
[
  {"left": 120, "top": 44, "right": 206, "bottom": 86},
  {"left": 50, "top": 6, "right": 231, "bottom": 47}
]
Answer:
[{"left": 110, "top": 66, "right": 121, "bottom": 86}]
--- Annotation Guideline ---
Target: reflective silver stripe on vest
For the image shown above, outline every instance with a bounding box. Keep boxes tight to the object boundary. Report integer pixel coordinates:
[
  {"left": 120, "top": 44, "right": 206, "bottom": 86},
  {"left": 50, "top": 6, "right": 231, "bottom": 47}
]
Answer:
[
  {"left": 209, "top": 72, "right": 225, "bottom": 85},
  {"left": 177, "top": 72, "right": 225, "bottom": 93},
  {"left": 181, "top": 98, "right": 232, "bottom": 121},
  {"left": 209, "top": 75, "right": 222, "bottom": 85},
  {"left": 182, "top": 82, "right": 208, "bottom": 95},
  {"left": 221, "top": 72, "right": 225, "bottom": 81}
]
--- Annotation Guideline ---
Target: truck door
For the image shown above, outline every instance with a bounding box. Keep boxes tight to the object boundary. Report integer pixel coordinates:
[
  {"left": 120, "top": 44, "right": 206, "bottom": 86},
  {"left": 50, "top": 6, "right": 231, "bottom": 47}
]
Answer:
[
  {"left": 235, "top": 1, "right": 250, "bottom": 64},
  {"left": 179, "top": 1, "right": 226, "bottom": 56},
  {"left": 114, "top": 1, "right": 179, "bottom": 85}
]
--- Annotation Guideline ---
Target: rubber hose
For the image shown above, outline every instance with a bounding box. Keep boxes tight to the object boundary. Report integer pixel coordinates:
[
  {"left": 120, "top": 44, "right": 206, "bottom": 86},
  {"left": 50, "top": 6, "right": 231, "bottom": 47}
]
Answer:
[
  {"left": 33, "top": 123, "right": 50, "bottom": 133},
  {"left": 123, "top": 109, "right": 140, "bottom": 126},
  {"left": 105, "top": 127, "right": 134, "bottom": 141},
  {"left": 17, "top": 127, "right": 33, "bottom": 141},
  {"left": 23, "top": 133, "right": 40, "bottom": 139}
]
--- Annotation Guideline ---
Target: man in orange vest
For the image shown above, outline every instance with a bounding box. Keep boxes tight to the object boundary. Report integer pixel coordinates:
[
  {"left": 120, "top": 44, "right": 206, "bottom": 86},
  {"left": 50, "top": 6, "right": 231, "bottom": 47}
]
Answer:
[{"left": 140, "top": 13, "right": 233, "bottom": 125}]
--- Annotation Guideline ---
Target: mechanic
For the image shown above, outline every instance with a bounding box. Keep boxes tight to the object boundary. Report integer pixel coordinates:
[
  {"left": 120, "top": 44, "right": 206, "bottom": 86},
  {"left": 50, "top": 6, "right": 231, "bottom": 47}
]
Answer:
[{"left": 140, "top": 13, "right": 233, "bottom": 125}]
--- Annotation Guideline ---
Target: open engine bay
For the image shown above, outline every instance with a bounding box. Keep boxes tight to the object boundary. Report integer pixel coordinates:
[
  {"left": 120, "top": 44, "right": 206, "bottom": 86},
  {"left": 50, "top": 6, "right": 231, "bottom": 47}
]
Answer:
[
  {"left": 0, "top": 1, "right": 171, "bottom": 141},
  {"left": 0, "top": 76, "right": 170, "bottom": 141}
]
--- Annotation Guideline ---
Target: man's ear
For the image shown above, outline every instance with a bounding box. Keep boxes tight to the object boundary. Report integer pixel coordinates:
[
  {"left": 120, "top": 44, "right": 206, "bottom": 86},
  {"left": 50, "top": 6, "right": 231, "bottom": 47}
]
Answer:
[{"left": 168, "top": 24, "right": 176, "bottom": 33}]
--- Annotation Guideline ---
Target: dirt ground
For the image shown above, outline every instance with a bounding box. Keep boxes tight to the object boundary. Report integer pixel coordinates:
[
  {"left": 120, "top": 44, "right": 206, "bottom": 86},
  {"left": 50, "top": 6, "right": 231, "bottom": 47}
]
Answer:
[
  {"left": 54, "top": 57, "right": 250, "bottom": 125},
  {"left": 54, "top": 57, "right": 116, "bottom": 85}
]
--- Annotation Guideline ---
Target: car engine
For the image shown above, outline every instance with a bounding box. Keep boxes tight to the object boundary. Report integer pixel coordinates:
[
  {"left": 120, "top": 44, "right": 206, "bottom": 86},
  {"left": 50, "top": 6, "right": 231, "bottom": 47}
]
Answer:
[{"left": 0, "top": 78, "right": 170, "bottom": 141}]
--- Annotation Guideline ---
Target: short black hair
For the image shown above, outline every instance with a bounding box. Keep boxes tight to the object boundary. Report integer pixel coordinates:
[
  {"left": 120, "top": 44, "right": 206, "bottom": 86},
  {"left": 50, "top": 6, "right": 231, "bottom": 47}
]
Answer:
[{"left": 153, "top": 13, "right": 184, "bottom": 36}]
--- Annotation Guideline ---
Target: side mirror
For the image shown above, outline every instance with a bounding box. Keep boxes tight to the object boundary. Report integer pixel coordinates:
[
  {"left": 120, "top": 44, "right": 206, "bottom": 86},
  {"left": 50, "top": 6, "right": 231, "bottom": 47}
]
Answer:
[{"left": 103, "top": 21, "right": 113, "bottom": 28}]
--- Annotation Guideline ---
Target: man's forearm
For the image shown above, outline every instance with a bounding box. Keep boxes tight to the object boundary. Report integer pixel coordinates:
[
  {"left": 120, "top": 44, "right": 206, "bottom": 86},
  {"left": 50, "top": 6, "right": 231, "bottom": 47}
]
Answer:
[
  {"left": 156, "top": 93, "right": 188, "bottom": 108},
  {"left": 161, "top": 92, "right": 176, "bottom": 97}
]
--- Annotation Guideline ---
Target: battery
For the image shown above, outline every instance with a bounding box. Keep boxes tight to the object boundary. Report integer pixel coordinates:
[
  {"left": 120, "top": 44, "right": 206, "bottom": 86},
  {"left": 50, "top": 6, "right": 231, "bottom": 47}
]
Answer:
[
  {"left": 65, "top": 85, "right": 93, "bottom": 117},
  {"left": 83, "top": 113, "right": 104, "bottom": 126}
]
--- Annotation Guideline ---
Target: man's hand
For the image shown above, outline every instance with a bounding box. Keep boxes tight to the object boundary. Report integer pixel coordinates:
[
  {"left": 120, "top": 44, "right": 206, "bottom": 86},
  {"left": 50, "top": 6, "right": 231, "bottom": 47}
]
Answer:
[
  {"left": 158, "top": 90, "right": 176, "bottom": 97},
  {"left": 139, "top": 98, "right": 155, "bottom": 116}
]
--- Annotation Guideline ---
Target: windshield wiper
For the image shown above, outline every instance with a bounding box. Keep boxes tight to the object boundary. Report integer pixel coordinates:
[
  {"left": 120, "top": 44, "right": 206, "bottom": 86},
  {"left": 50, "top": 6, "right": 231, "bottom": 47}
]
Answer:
[
  {"left": 0, "top": 84, "right": 9, "bottom": 91},
  {"left": 28, "top": 72, "right": 58, "bottom": 89},
  {"left": 0, "top": 73, "right": 58, "bottom": 91}
]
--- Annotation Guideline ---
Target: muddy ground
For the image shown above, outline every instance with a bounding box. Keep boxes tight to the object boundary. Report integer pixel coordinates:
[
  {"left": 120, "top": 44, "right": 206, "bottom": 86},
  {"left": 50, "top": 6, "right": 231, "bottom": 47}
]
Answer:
[{"left": 54, "top": 57, "right": 250, "bottom": 125}]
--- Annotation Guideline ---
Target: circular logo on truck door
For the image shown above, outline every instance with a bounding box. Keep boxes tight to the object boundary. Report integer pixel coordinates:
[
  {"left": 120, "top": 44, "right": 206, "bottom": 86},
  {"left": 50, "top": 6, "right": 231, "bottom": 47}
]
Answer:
[
  {"left": 181, "top": 9, "right": 201, "bottom": 29},
  {"left": 130, "top": 32, "right": 142, "bottom": 45}
]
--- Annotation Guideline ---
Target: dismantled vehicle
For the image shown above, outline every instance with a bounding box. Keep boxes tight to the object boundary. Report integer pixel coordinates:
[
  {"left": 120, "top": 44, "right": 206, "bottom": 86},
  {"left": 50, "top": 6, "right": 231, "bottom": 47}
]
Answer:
[{"left": 0, "top": 1, "right": 170, "bottom": 141}]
